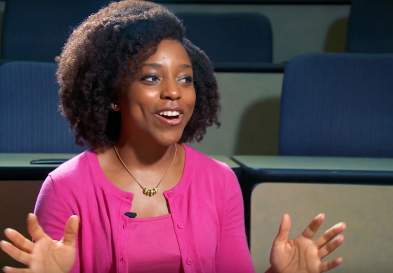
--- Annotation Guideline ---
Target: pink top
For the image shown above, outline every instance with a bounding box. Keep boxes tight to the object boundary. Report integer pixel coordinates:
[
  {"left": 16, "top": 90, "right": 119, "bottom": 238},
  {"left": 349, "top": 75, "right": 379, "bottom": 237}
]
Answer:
[
  {"left": 34, "top": 144, "right": 256, "bottom": 273},
  {"left": 126, "top": 215, "right": 182, "bottom": 273}
]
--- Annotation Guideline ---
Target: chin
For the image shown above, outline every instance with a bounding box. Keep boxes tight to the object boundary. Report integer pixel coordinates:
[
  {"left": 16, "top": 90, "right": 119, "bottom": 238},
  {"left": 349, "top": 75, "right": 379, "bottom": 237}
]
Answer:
[{"left": 154, "top": 131, "right": 183, "bottom": 147}]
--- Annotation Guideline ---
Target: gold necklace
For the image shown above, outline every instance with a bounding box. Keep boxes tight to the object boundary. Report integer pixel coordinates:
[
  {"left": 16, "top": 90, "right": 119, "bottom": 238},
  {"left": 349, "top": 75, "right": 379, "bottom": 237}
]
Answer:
[{"left": 113, "top": 144, "right": 177, "bottom": 197}]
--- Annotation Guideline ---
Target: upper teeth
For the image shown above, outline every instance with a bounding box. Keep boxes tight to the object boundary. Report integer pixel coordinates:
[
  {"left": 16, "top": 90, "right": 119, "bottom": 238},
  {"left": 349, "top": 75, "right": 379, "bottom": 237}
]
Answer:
[{"left": 159, "top": 111, "right": 180, "bottom": 117}]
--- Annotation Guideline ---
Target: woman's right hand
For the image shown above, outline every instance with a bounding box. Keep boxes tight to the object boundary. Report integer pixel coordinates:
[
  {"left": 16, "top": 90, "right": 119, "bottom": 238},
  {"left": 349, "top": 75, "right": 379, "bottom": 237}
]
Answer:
[{"left": 0, "top": 213, "right": 79, "bottom": 273}]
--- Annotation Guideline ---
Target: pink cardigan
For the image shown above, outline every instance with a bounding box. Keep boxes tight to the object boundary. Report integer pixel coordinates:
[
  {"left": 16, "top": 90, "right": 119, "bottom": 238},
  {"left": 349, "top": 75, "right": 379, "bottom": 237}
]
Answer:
[{"left": 34, "top": 145, "right": 256, "bottom": 273}]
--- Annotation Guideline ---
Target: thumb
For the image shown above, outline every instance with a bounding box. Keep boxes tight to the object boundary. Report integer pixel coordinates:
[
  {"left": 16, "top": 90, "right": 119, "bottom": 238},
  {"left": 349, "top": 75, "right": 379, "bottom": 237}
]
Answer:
[
  {"left": 274, "top": 213, "right": 291, "bottom": 243},
  {"left": 62, "top": 215, "right": 79, "bottom": 246}
]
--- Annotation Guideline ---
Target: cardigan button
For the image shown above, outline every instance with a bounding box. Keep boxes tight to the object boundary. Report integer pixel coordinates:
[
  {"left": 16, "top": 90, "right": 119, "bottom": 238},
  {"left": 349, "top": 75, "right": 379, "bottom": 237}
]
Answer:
[
  {"left": 176, "top": 223, "right": 184, "bottom": 229},
  {"left": 120, "top": 257, "right": 125, "bottom": 263},
  {"left": 186, "top": 257, "right": 192, "bottom": 265}
]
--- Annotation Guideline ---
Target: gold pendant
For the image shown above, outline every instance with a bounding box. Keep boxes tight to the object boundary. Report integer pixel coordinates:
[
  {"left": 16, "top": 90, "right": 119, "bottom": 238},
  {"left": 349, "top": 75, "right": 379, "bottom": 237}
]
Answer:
[{"left": 142, "top": 187, "right": 158, "bottom": 197}]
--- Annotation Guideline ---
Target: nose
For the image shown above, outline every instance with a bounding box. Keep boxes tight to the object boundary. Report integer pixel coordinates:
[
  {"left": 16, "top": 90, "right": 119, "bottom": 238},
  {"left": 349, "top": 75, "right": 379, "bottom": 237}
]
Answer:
[{"left": 161, "top": 78, "right": 181, "bottom": 100}]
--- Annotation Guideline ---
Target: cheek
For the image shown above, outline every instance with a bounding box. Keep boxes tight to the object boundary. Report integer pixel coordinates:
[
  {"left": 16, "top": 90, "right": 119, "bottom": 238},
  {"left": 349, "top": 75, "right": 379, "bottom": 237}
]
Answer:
[
  {"left": 125, "top": 89, "right": 157, "bottom": 114},
  {"left": 119, "top": 99, "right": 144, "bottom": 126},
  {"left": 186, "top": 88, "right": 197, "bottom": 113}
]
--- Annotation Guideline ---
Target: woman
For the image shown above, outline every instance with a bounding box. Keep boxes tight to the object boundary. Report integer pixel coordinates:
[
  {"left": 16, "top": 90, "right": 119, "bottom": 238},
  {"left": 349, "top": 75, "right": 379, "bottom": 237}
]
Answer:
[{"left": 0, "top": 1, "right": 346, "bottom": 273}]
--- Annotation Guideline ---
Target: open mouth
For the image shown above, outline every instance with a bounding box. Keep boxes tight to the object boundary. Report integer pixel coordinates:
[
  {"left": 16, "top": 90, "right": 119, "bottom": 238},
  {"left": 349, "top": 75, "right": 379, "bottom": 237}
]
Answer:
[
  {"left": 155, "top": 110, "right": 183, "bottom": 125},
  {"left": 158, "top": 111, "right": 181, "bottom": 120}
]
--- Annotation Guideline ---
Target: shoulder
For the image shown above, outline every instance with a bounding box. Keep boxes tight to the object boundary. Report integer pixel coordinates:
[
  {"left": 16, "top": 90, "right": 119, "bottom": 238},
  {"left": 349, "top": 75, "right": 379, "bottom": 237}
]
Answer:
[
  {"left": 37, "top": 150, "right": 98, "bottom": 209},
  {"left": 184, "top": 145, "right": 238, "bottom": 189},
  {"left": 183, "top": 146, "right": 243, "bottom": 218},
  {"left": 48, "top": 150, "right": 94, "bottom": 188},
  {"left": 35, "top": 150, "right": 95, "bottom": 216},
  {"left": 185, "top": 145, "right": 234, "bottom": 174}
]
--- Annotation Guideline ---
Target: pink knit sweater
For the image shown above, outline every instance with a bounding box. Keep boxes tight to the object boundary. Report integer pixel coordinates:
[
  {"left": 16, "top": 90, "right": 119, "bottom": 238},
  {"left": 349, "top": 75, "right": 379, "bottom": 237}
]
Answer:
[{"left": 34, "top": 145, "right": 256, "bottom": 273}]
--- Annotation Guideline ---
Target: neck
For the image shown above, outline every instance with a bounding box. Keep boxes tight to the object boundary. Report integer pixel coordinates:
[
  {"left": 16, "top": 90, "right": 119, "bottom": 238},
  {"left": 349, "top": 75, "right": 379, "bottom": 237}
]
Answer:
[{"left": 115, "top": 136, "right": 177, "bottom": 169}]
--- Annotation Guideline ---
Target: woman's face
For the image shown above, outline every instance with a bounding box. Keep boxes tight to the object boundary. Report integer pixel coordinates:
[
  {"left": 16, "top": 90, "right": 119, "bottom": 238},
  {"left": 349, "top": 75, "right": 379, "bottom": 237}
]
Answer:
[{"left": 118, "top": 39, "right": 196, "bottom": 146}]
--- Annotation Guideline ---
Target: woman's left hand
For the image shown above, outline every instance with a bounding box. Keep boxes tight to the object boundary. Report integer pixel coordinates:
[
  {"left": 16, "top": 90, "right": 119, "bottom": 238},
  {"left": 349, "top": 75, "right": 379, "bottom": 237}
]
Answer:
[{"left": 269, "top": 213, "right": 346, "bottom": 273}]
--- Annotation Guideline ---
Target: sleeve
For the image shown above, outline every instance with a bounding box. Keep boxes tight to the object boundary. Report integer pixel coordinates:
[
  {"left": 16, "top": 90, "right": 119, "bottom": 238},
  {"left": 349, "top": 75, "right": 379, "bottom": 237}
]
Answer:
[
  {"left": 34, "top": 174, "right": 80, "bottom": 273},
  {"left": 215, "top": 167, "right": 256, "bottom": 273}
]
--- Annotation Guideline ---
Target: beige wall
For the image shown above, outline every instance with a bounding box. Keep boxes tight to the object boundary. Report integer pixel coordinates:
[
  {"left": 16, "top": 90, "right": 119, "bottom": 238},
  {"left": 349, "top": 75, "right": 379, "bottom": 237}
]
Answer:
[{"left": 192, "top": 72, "right": 283, "bottom": 155}]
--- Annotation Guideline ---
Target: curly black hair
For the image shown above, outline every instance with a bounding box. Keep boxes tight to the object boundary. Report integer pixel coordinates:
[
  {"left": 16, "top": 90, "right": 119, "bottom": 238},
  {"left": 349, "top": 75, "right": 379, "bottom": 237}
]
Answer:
[{"left": 57, "top": 0, "right": 219, "bottom": 149}]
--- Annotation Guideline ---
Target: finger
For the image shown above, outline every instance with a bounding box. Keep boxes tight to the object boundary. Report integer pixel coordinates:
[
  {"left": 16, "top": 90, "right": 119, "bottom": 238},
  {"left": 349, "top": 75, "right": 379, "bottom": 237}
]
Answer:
[
  {"left": 302, "top": 213, "right": 325, "bottom": 239},
  {"left": 62, "top": 215, "right": 79, "bottom": 246},
  {"left": 2, "top": 266, "right": 31, "bottom": 273},
  {"left": 3, "top": 229, "right": 34, "bottom": 253},
  {"left": 26, "top": 214, "right": 47, "bottom": 242},
  {"left": 318, "top": 234, "right": 345, "bottom": 258},
  {"left": 0, "top": 241, "right": 31, "bottom": 265},
  {"left": 320, "top": 257, "right": 343, "bottom": 272},
  {"left": 316, "top": 222, "right": 346, "bottom": 248},
  {"left": 274, "top": 213, "right": 291, "bottom": 242}
]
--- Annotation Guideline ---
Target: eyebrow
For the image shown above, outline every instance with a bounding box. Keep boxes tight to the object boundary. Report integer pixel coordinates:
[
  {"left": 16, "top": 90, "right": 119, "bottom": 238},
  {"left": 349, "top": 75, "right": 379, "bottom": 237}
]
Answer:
[{"left": 142, "top": 63, "right": 192, "bottom": 69}]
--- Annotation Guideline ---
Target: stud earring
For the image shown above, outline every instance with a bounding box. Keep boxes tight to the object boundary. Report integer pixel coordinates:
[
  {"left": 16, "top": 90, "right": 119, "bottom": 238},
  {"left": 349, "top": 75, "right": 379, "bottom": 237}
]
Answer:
[{"left": 111, "top": 103, "right": 119, "bottom": 111}]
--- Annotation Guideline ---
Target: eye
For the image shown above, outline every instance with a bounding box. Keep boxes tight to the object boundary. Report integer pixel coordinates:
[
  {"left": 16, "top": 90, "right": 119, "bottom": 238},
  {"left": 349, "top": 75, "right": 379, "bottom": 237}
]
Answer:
[
  {"left": 141, "top": 74, "right": 160, "bottom": 84},
  {"left": 178, "top": 75, "right": 193, "bottom": 85}
]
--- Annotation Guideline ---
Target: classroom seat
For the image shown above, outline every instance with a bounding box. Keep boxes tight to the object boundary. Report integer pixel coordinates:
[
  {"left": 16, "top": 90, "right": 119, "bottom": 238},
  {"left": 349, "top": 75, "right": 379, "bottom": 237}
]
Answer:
[
  {"left": 0, "top": 61, "right": 83, "bottom": 153},
  {"left": 347, "top": 0, "right": 393, "bottom": 53},
  {"left": 177, "top": 12, "right": 273, "bottom": 66},
  {"left": 279, "top": 53, "right": 393, "bottom": 157},
  {"left": 1, "top": 0, "right": 109, "bottom": 61}
]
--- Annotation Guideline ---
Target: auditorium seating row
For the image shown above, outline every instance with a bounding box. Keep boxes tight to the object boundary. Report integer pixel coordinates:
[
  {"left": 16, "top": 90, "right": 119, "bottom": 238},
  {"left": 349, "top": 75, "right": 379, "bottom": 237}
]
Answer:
[
  {"left": 2, "top": 53, "right": 393, "bottom": 155},
  {"left": 1, "top": 0, "right": 393, "bottom": 67}
]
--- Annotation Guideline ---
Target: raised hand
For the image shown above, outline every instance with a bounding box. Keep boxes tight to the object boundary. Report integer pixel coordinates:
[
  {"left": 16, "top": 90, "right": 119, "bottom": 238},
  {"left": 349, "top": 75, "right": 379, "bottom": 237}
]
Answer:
[
  {"left": 268, "top": 213, "right": 346, "bottom": 273},
  {"left": 0, "top": 213, "right": 79, "bottom": 273}
]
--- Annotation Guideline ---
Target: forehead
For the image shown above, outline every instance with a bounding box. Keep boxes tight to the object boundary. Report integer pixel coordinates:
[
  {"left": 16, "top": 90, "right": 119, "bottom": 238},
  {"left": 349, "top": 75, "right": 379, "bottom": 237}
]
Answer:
[{"left": 143, "top": 39, "right": 191, "bottom": 64}]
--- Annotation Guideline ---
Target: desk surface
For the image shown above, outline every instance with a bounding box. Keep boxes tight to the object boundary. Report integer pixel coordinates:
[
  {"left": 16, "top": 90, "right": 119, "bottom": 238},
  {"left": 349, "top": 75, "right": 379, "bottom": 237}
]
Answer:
[
  {"left": 232, "top": 155, "right": 393, "bottom": 171},
  {"left": 0, "top": 153, "right": 238, "bottom": 167},
  {"left": 0, "top": 153, "right": 238, "bottom": 179},
  {"left": 0, "top": 153, "right": 76, "bottom": 168},
  {"left": 232, "top": 155, "right": 393, "bottom": 183}
]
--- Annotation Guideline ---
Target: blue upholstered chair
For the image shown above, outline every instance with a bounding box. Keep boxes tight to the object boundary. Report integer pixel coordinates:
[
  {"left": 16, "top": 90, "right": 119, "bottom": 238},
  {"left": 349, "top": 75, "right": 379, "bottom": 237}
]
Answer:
[
  {"left": 177, "top": 12, "right": 272, "bottom": 65},
  {"left": 347, "top": 0, "right": 393, "bottom": 53},
  {"left": 279, "top": 53, "right": 393, "bottom": 157},
  {"left": 0, "top": 61, "right": 84, "bottom": 153},
  {"left": 1, "top": 0, "right": 109, "bottom": 61}
]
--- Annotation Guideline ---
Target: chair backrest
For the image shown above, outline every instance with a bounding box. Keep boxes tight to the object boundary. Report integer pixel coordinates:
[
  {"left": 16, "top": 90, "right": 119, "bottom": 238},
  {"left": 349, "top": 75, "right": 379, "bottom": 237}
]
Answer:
[
  {"left": 177, "top": 12, "right": 272, "bottom": 65},
  {"left": 0, "top": 61, "right": 84, "bottom": 153},
  {"left": 2, "top": 0, "right": 109, "bottom": 61},
  {"left": 279, "top": 53, "right": 393, "bottom": 157},
  {"left": 347, "top": 0, "right": 393, "bottom": 53}
]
